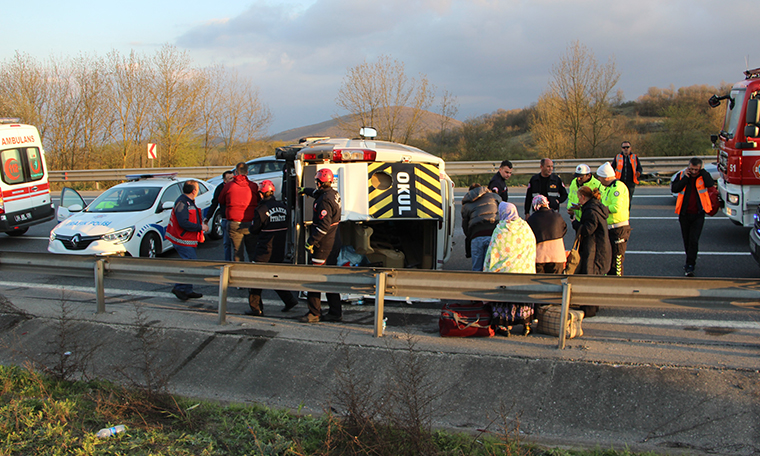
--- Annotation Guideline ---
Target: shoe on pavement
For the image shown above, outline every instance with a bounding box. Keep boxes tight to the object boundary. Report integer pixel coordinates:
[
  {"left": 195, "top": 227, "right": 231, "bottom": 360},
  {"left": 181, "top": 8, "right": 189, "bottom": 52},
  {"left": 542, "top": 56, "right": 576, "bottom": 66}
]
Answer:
[
  {"left": 186, "top": 291, "right": 203, "bottom": 299},
  {"left": 171, "top": 288, "right": 189, "bottom": 301},
  {"left": 245, "top": 308, "right": 263, "bottom": 316},
  {"left": 321, "top": 313, "right": 343, "bottom": 322},
  {"left": 684, "top": 264, "right": 695, "bottom": 277},
  {"left": 299, "top": 313, "right": 321, "bottom": 323}
]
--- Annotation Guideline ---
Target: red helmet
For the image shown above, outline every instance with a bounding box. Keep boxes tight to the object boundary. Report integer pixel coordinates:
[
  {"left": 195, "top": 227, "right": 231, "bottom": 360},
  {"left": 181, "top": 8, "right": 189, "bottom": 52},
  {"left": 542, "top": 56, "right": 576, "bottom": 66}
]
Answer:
[
  {"left": 315, "top": 168, "right": 334, "bottom": 185},
  {"left": 259, "top": 179, "right": 275, "bottom": 194}
]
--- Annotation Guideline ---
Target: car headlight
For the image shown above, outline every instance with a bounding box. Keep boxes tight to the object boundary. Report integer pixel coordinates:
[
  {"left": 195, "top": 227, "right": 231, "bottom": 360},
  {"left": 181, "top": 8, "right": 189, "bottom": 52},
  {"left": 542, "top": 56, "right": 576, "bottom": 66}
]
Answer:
[
  {"left": 727, "top": 193, "right": 740, "bottom": 205},
  {"left": 49, "top": 232, "right": 57, "bottom": 242},
  {"left": 102, "top": 227, "right": 134, "bottom": 244}
]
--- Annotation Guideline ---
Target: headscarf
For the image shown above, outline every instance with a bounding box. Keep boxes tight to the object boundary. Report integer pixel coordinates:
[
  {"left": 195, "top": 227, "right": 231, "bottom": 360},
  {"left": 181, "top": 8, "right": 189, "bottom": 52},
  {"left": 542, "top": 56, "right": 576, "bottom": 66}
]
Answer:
[
  {"left": 532, "top": 194, "right": 549, "bottom": 211},
  {"left": 498, "top": 202, "right": 519, "bottom": 221}
]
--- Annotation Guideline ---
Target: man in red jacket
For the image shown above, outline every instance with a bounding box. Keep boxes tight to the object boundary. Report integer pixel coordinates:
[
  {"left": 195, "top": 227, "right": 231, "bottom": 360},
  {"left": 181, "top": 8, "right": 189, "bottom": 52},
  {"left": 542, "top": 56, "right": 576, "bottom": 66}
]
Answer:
[{"left": 219, "top": 162, "right": 259, "bottom": 262}]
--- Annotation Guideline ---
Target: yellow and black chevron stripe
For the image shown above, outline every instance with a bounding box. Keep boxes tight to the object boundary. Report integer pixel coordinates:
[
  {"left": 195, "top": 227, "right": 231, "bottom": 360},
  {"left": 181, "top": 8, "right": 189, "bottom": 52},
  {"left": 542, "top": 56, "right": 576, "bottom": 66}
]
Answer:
[{"left": 367, "top": 163, "right": 443, "bottom": 219}]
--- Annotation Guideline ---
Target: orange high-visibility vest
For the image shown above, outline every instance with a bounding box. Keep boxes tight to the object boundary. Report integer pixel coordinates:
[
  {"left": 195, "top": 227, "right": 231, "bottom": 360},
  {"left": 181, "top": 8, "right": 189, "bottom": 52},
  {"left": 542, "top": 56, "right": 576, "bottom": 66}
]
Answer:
[
  {"left": 675, "top": 170, "right": 712, "bottom": 215},
  {"left": 614, "top": 154, "right": 640, "bottom": 184}
]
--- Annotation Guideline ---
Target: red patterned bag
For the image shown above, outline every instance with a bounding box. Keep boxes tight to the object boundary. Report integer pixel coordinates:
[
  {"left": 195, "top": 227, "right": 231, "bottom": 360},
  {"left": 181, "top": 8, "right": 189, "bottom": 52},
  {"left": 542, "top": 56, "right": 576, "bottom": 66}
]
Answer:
[{"left": 439, "top": 302, "right": 494, "bottom": 337}]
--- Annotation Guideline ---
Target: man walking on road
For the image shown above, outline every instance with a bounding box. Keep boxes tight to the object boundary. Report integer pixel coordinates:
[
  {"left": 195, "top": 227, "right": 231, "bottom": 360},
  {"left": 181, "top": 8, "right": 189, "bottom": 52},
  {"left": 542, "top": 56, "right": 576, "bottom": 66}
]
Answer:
[
  {"left": 671, "top": 157, "right": 715, "bottom": 277},
  {"left": 488, "top": 159, "right": 513, "bottom": 202},
  {"left": 166, "top": 180, "right": 208, "bottom": 301},
  {"left": 611, "top": 141, "right": 642, "bottom": 203},
  {"left": 597, "top": 162, "right": 630, "bottom": 276},
  {"left": 524, "top": 158, "right": 567, "bottom": 217}
]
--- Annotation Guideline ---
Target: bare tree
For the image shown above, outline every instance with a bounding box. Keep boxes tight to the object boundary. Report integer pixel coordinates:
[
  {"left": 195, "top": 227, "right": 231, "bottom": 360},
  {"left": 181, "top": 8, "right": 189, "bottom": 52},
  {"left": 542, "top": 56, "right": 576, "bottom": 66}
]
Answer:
[
  {"left": 107, "top": 50, "right": 154, "bottom": 168},
  {"left": 0, "top": 52, "right": 50, "bottom": 136},
  {"left": 335, "top": 55, "right": 435, "bottom": 143},
  {"left": 437, "top": 88, "right": 459, "bottom": 142},
  {"left": 531, "top": 41, "right": 621, "bottom": 158},
  {"left": 149, "top": 45, "right": 204, "bottom": 167}
]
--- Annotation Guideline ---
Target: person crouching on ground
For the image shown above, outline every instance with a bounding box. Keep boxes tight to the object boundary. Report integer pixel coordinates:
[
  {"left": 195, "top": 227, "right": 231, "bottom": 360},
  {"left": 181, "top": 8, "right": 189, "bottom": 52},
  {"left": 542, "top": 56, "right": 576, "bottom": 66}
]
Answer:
[{"left": 166, "top": 180, "right": 208, "bottom": 301}]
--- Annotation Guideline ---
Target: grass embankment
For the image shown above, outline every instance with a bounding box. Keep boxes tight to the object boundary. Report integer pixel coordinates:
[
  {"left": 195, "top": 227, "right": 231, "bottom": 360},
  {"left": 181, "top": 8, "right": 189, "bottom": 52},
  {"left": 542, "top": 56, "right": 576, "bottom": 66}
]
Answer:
[{"left": 0, "top": 364, "right": 665, "bottom": 456}]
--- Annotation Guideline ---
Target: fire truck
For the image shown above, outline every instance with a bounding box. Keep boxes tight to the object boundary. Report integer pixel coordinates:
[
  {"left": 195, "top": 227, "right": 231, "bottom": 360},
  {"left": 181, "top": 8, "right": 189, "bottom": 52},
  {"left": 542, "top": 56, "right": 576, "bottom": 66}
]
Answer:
[
  {"left": 0, "top": 119, "right": 54, "bottom": 235},
  {"left": 276, "top": 128, "right": 456, "bottom": 269},
  {"left": 709, "top": 67, "right": 760, "bottom": 226}
]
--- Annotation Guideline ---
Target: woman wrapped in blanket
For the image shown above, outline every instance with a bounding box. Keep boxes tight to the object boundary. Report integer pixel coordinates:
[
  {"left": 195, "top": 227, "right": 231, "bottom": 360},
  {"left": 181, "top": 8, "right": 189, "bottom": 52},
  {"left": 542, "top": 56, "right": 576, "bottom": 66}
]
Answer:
[{"left": 484, "top": 202, "right": 538, "bottom": 336}]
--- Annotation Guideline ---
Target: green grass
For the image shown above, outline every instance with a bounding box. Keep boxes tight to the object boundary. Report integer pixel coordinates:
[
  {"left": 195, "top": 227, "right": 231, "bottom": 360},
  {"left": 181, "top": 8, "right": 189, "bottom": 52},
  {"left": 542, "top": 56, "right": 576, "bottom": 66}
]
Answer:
[{"left": 0, "top": 365, "right": 669, "bottom": 456}]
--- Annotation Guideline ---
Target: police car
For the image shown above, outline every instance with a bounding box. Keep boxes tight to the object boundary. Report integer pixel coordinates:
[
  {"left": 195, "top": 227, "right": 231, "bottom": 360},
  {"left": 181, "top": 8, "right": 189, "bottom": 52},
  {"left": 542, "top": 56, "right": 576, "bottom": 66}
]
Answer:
[{"left": 48, "top": 174, "right": 220, "bottom": 257}]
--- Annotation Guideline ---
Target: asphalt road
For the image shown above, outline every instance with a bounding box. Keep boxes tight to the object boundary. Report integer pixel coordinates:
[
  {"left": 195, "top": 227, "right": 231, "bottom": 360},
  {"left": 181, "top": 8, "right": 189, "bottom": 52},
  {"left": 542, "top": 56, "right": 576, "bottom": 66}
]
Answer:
[{"left": 4, "top": 185, "right": 757, "bottom": 278}]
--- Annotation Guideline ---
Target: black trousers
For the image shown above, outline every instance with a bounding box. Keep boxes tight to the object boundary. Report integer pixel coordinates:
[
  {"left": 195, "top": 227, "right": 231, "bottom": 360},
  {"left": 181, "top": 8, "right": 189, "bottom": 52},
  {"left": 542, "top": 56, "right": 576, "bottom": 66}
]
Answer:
[
  {"left": 307, "top": 233, "right": 342, "bottom": 317},
  {"left": 608, "top": 225, "right": 631, "bottom": 276},
  {"left": 536, "top": 262, "right": 564, "bottom": 274},
  {"left": 679, "top": 212, "right": 705, "bottom": 267}
]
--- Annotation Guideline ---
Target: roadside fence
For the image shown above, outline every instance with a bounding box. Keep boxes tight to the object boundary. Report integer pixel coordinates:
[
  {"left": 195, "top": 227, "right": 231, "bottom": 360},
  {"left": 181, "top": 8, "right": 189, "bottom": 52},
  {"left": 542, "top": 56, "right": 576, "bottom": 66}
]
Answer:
[
  {"left": 2, "top": 252, "right": 758, "bottom": 349},
  {"left": 47, "top": 156, "right": 714, "bottom": 183}
]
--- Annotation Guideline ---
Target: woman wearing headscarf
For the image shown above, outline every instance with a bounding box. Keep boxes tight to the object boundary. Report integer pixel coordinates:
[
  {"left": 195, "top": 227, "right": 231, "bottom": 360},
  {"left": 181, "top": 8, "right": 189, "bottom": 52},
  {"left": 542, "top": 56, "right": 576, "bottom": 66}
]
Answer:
[
  {"left": 571, "top": 186, "right": 611, "bottom": 275},
  {"left": 484, "top": 202, "right": 537, "bottom": 336},
  {"left": 526, "top": 194, "right": 567, "bottom": 274}
]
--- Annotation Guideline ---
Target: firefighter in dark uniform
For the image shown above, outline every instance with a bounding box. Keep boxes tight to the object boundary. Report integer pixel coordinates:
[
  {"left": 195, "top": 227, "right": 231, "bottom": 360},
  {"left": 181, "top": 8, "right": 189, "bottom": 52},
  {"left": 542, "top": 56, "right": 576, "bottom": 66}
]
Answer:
[
  {"left": 300, "top": 168, "right": 343, "bottom": 323},
  {"left": 246, "top": 180, "right": 300, "bottom": 316}
]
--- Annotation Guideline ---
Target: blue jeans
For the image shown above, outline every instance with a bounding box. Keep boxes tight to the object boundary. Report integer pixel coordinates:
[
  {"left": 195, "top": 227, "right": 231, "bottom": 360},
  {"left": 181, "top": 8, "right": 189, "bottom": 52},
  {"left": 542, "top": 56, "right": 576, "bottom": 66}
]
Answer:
[
  {"left": 471, "top": 236, "right": 491, "bottom": 271},
  {"left": 173, "top": 244, "right": 197, "bottom": 293}
]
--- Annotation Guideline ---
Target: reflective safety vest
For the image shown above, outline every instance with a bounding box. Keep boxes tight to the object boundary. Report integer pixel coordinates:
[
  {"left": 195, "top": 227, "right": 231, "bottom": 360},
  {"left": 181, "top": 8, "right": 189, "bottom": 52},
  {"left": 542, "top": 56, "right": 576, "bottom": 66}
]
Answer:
[
  {"left": 166, "top": 197, "right": 205, "bottom": 247},
  {"left": 675, "top": 171, "right": 712, "bottom": 215},
  {"left": 614, "top": 154, "right": 640, "bottom": 184},
  {"left": 567, "top": 175, "right": 602, "bottom": 220}
]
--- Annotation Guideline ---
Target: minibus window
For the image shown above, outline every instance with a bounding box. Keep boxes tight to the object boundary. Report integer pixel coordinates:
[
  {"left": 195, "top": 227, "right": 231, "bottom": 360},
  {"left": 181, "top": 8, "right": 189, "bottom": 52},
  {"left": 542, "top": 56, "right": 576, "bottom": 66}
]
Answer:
[{"left": 1, "top": 149, "right": 27, "bottom": 185}]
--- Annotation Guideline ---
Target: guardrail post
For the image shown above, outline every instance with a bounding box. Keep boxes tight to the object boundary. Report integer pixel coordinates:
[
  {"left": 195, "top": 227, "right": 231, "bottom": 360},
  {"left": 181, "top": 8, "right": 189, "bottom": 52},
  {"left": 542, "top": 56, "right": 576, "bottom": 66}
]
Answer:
[
  {"left": 94, "top": 259, "right": 105, "bottom": 314},
  {"left": 558, "top": 278, "right": 572, "bottom": 349},
  {"left": 374, "top": 271, "right": 387, "bottom": 337},
  {"left": 218, "top": 265, "right": 231, "bottom": 325}
]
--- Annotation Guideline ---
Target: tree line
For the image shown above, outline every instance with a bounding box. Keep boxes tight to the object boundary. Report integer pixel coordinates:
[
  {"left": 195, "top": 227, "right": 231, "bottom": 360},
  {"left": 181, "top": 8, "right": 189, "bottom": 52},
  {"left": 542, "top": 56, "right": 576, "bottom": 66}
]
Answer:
[
  {"left": 0, "top": 42, "right": 730, "bottom": 172},
  {"left": 0, "top": 45, "right": 271, "bottom": 170}
]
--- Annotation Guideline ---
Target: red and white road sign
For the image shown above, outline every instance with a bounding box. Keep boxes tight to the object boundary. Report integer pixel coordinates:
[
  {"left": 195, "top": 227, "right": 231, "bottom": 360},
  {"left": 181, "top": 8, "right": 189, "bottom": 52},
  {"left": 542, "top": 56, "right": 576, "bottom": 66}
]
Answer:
[{"left": 147, "top": 143, "right": 157, "bottom": 160}]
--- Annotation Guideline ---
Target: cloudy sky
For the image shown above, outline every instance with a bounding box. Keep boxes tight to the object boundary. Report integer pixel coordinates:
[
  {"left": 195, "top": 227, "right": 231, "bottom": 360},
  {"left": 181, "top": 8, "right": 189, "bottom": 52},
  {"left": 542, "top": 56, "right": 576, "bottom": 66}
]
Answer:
[{"left": 3, "top": 0, "right": 758, "bottom": 134}]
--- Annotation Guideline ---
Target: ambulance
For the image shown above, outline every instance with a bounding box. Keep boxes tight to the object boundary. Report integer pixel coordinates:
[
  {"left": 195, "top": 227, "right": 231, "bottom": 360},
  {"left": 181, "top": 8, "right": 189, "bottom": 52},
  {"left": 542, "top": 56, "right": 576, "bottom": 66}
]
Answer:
[
  {"left": 0, "top": 119, "right": 54, "bottom": 235},
  {"left": 276, "top": 128, "right": 456, "bottom": 269}
]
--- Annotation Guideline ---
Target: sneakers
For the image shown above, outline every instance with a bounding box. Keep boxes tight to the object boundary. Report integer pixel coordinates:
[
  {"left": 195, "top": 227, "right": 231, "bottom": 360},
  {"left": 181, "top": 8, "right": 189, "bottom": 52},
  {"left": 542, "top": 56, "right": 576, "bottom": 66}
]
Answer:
[
  {"left": 684, "top": 264, "right": 695, "bottom": 277},
  {"left": 321, "top": 313, "right": 343, "bottom": 323},
  {"left": 171, "top": 288, "right": 189, "bottom": 301},
  {"left": 299, "top": 313, "right": 321, "bottom": 323},
  {"left": 186, "top": 291, "right": 203, "bottom": 299}
]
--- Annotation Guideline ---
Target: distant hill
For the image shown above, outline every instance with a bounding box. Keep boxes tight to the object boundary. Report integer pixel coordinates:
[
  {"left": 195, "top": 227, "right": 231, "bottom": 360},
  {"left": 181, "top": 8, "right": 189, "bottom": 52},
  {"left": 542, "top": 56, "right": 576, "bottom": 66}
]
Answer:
[{"left": 268, "top": 107, "right": 463, "bottom": 143}]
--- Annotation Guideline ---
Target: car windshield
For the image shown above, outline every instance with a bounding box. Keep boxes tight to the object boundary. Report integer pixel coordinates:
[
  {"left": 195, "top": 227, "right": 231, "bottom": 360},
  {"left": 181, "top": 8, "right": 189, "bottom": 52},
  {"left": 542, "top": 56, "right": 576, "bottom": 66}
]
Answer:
[{"left": 86, "top": 186, "right": 161, "bottom": 213}]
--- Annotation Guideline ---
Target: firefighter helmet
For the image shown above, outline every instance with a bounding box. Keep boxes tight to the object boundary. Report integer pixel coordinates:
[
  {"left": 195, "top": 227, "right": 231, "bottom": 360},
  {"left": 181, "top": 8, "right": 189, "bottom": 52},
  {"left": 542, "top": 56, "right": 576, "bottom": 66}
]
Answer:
[
  {"left": 315, "top": 168, "right": 334, "bottom": 186},
  {"left": 259, "top": 179, "right": 275, "bottom": 194}
]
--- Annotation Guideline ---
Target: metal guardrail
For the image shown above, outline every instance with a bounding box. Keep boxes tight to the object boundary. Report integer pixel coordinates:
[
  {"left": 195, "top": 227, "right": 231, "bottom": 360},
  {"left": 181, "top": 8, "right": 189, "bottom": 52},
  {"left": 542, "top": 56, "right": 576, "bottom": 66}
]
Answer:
[
  {"left": 47, "top": 156, "right": 713, "bottom": 182},
  {"left": 2, "top": 252, "right": 758, "bottom": 348}
]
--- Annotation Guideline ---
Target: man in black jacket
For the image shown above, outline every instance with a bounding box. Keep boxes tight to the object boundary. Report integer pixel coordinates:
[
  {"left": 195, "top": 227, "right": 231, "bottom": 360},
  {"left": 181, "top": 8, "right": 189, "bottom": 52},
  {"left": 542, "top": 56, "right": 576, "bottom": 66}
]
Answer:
[
  {"left": 300, "top": 168, "right": 343, "bottom": 323},
  {"left": 671, "top": 157, "right": 715, "bottom": 277},
  {"left": 461, "top": 183, "right": 500, "bottom": 271},
  {"left": 487, "top": 159, "right": 513, "bottom": 202},
  {"left": 524, "top": 158, "right": 568, "bottom": 217},
  {"left": 246, "top": 180, "right": 299, "bottom": 316}
]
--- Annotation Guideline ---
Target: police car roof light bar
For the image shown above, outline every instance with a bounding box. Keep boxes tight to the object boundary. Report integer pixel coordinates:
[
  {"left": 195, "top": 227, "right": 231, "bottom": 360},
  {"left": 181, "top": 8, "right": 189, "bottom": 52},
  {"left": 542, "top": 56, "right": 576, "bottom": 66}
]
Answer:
[{"left": 125, "top": 172, "right": 179, "bottom": 181}]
